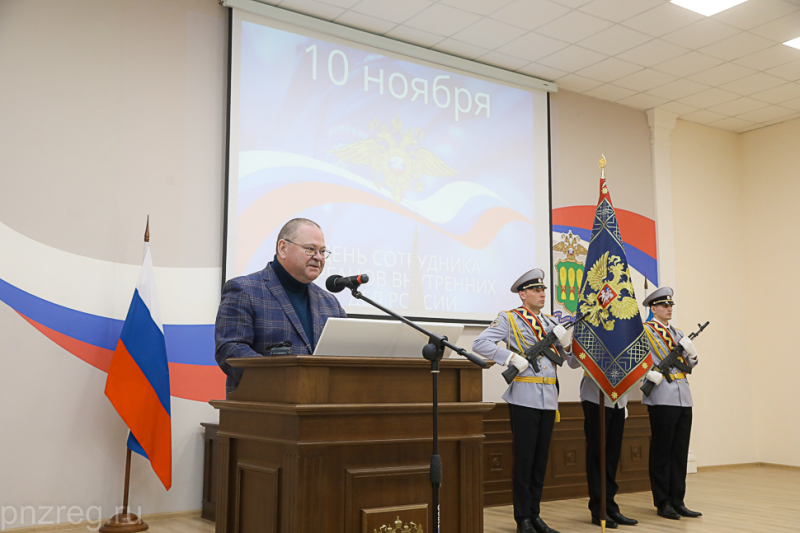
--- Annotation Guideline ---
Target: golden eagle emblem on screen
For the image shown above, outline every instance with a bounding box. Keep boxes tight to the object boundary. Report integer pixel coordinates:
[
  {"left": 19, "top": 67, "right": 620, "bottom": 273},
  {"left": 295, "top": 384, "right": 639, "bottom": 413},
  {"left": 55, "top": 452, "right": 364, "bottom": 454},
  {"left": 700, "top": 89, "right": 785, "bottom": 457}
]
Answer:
[{"left": 329, "top": 116, "right": 459, "bottom": 203}]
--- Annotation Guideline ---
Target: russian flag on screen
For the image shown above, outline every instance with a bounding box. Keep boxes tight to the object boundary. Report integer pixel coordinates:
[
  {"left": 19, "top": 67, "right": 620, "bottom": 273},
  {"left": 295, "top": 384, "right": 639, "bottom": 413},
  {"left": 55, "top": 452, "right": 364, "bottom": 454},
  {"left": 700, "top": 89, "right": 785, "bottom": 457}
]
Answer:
[{"left": 105, "top": 242, "right": 172, "bottom": 490}]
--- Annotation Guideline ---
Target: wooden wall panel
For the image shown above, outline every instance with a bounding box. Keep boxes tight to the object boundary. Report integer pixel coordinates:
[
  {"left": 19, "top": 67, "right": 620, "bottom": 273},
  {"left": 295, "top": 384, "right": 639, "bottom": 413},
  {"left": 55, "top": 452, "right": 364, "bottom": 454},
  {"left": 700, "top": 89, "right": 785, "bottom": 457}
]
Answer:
[
  {"left": 482, "top": 401, "right": 652, "bottom": 506},
  {"left": 483, "top": 405, "right": 513, "bottom": 507}
]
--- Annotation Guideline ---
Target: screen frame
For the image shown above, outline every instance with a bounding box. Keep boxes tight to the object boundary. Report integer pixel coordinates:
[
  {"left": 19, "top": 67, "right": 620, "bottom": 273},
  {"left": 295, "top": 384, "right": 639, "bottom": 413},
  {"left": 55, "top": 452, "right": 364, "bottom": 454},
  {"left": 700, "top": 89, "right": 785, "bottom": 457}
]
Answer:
[{"left": 222, "top": 4, "right": 556, "bottom": 324}]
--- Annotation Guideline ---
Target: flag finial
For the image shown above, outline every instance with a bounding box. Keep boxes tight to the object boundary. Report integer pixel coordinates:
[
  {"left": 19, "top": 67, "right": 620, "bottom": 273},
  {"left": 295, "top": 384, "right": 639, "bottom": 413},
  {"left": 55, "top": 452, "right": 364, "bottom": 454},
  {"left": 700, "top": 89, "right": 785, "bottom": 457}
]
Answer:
[
  {"left": 144, "top": 216, "right": 150, "bottom": 243},
  {"left": 598, "top": 155, "right": 611, "bottom": 204}
]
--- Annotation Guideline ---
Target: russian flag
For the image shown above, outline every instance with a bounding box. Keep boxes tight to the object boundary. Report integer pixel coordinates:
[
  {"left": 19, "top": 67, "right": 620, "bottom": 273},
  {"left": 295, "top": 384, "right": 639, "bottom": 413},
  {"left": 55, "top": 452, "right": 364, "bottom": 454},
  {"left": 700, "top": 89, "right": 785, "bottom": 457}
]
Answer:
[{"left": 105, "top": 242, "right": 172, "bottom": 490}]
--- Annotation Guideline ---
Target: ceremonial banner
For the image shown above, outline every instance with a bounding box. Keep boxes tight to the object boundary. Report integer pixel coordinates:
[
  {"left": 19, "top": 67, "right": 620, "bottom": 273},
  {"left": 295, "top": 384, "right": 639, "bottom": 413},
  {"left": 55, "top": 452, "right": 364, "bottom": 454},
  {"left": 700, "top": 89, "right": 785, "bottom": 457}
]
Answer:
[
  {"left": 571, "top": 161, "right": 652, "bottom": 404},
  {"left": 105, "top": 242, "right": 172, "bottom": 489}
]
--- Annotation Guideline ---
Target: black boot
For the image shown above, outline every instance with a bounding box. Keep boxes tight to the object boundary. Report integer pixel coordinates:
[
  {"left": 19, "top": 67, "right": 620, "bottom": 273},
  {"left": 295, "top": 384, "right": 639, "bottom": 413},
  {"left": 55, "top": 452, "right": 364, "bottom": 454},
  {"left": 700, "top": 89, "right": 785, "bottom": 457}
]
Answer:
[
  {"left": 674, "top": 503, "right": 702, "bottom": 518},
  {"left": 608, "top": 510, "right": 638, "bottom": 526},
  {"left": 517, "top": 518, "right": 535, "bottom": 533},
  {"left": 591, "top": 515, "right": 618, "bottom": 528},
  {"left": 531, "top": 516, "right": 560, "bottom": 533},
  {"left": 657, "top": 501, "right": 681, "bottom": 520}
]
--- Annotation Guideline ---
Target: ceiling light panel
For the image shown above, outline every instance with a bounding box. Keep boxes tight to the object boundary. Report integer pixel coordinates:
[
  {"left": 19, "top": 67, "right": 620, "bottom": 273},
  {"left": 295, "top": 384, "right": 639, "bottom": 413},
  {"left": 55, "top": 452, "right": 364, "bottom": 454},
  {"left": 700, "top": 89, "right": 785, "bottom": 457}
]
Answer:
[
  {"left": 671, "top": 0, "right": 749, "bottom": 17},
  {"left": 785, "top": 36, "right": 800, "bottom": 49}
]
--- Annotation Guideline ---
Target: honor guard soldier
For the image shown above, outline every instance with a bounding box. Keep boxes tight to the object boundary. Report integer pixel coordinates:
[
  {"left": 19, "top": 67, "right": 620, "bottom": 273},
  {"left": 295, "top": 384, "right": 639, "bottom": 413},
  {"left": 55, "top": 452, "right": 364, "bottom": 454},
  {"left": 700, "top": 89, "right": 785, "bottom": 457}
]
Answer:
[
  {"left": 641, "top": 287, "right": 702, "bottom": 520},
  {"left": 565, "top": 355, "right": 639, "bottom": 528},
  {"left": 472, "top": 269, "right": 573, "bottom": 533}
]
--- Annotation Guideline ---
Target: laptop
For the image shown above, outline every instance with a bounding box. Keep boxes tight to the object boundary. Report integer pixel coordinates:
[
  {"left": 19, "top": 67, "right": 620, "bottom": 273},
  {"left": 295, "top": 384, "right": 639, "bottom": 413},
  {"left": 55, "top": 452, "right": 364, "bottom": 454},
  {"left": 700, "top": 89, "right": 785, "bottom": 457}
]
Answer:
[{"left": 313, "top": 317, "right": 464, "bottom": 358}]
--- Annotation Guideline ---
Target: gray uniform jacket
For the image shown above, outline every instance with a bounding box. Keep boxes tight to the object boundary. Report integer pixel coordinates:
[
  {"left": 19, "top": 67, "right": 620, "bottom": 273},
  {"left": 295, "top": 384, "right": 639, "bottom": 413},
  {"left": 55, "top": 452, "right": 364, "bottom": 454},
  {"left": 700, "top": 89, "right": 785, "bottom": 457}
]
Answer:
[
  {"left": 642, "top": 321, "right": 698, "bottom": 407},
  {"left": 473, "top": 310, "right": 569, "bottom": 411},
  {"left": 566, "top": 352, "right": 628, "bottom": 409}
]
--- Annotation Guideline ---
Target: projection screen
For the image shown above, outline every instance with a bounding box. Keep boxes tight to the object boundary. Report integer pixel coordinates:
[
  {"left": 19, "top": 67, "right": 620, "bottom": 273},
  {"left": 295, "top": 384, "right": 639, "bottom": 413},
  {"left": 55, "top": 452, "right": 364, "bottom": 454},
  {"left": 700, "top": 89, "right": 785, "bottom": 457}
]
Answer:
[{"left": 224, "top": 6, "right": 552, "bottom": 322}]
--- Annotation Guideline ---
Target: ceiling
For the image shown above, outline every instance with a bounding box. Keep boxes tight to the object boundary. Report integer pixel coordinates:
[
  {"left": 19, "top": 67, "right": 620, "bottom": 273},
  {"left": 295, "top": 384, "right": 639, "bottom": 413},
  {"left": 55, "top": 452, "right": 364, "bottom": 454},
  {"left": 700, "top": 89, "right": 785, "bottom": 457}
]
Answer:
[{"left": 255, "top": 0, "right": 800, "bottom": 132}]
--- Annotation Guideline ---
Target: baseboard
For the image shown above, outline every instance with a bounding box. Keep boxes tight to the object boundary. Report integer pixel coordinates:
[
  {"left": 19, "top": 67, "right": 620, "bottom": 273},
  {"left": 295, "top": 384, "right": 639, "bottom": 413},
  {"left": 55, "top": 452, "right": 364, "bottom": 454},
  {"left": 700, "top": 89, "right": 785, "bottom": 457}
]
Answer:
[
  {"left": 755, "top": 462, "right": 800, "bottom": 470},
  {"left": 141, "top": 510, "right": 202, "bottom": 522},
  {"left": 2, "top": 510, "right": 201, "bottom": 533},
  {"left": 697, "top": 462, "right": 800, "bottom": 472}
]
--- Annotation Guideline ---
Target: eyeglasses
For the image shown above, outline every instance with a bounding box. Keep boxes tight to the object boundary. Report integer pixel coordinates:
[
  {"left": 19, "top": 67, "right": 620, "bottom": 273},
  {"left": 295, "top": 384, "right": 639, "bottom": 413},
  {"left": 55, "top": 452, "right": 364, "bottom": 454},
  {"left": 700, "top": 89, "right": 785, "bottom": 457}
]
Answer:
[{"left": 284, "top": 239, "right": 331, "bottom": 259}]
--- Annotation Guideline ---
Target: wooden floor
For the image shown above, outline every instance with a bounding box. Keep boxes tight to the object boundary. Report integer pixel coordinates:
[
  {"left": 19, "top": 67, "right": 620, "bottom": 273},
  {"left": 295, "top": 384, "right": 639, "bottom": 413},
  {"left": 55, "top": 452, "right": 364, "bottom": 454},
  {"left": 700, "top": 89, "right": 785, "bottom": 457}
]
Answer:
[
  {"left": 486, "top": 464, "right": 800, "bottom": 533},
  {"left": 28, "top": 465, "right": 799, "bottom": 533}
]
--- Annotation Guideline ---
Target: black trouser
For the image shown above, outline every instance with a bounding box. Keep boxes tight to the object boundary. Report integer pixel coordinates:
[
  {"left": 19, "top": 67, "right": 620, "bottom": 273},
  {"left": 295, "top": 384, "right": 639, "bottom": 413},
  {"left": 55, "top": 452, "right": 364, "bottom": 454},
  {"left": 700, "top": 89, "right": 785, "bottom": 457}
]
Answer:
[
  {"left": 647, "top": 405, "right": 692, "bottom": 508},
  {"left": 582, "top": 400, "right": 626, "bottom": 518},
  {"left": 508, "top": 403, "right": 556, "bottom": 524}
]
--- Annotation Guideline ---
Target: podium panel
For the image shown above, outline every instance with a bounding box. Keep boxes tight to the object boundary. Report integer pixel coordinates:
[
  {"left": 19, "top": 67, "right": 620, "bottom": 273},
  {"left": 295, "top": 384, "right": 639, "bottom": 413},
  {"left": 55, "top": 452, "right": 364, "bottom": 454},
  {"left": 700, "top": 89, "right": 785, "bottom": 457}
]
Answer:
[{"left": 211, "top": 356, "right": 494, "bottom": 533}]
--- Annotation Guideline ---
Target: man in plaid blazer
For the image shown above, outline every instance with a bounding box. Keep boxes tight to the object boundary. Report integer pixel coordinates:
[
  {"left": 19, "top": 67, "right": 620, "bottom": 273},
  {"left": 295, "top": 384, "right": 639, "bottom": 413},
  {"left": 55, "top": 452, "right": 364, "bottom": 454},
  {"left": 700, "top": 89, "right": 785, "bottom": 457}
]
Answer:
[{"left": 215, "top": 218, "right": 346, "bottom": 395}]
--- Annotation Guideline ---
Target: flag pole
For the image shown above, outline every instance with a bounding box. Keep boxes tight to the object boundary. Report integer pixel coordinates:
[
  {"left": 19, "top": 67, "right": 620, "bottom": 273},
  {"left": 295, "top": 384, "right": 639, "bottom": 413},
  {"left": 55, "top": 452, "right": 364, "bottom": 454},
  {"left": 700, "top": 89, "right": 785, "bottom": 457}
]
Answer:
[
  {"left": 597, "top": 157, "right": 607, "bottom": 533},
  {"left": 599, "top": 389, "right": 607, "bottom": 533},
  {"left": 98, "top": 446, "right": 149, "bottom": 533},
  {"left": 99, "top": 219, "right": 151, "bottom": 533}
]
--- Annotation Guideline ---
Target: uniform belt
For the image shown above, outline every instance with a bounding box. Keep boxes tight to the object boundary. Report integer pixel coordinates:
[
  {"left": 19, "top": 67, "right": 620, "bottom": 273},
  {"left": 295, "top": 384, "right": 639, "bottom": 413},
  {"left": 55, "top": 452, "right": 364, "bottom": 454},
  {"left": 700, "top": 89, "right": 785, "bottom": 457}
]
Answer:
[
  {"left": 586, "top": 369, "right": 685, "bottom": 381},
  {"left": 513, "top": 376, "right": 557, "bottom": 384}
]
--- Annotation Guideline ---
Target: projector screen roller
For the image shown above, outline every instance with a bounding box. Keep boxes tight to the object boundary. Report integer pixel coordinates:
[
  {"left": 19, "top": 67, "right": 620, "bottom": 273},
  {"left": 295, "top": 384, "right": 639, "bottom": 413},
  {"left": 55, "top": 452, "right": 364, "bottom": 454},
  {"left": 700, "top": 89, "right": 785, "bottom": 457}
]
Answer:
[{"left": 226, "top": 9, "right": 551, "bottom": 322}]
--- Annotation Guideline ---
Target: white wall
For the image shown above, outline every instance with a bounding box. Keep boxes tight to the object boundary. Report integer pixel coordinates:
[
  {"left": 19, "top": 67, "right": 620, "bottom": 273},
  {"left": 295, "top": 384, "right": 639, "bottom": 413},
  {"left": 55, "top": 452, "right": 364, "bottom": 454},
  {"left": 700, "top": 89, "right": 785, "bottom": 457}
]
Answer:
[
  {"left": 550, "top": 89, "right": 655, "bottom": 218},
  {"left": 670, "top": 116, "right": 800, "bottom": 468},
  {"left": 669, "top": 120, "right": 759, "bottom": 467},
  {"left": 741, "top": 119, "right": 800, "bottom": 467},
  {"left": 0, "top": 0, "right": 227, "bottom": 526}
]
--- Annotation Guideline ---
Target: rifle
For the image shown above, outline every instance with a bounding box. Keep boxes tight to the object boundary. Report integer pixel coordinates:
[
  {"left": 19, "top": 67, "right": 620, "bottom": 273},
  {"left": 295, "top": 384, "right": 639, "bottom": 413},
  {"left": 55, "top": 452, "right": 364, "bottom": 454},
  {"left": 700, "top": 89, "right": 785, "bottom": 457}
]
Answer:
[
  {"left": 501, "top": 313, "right": 587, "bottom": 385},
  {"left": 641, "top": 321, "right": 709, "bottom": 397}
]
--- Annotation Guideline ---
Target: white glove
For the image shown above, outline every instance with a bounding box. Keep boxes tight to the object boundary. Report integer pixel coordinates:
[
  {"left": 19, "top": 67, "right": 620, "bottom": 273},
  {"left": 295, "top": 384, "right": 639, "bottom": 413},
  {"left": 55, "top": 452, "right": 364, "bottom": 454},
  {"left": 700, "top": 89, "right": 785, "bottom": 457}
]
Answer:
[
  {"left": 624, "top": 406, "right": 629, "bottom": 420},
  {"left": 646, "top": 370, "right": 664, "bottom": 385},
  {"left": 508, "top": 353, "right": 529, "bottom": 373},
  {"left": 553, "top": 324, "right": 573, "bottom": 347},
  {"left": 680, "top": 337, "right": 697, "bottom": 358}
]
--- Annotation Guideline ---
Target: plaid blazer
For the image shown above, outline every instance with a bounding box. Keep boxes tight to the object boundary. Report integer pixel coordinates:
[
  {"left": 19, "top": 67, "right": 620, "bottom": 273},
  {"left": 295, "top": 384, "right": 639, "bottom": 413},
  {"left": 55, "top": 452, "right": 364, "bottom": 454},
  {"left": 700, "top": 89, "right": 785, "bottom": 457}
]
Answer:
[{"left": 214, "top": 262, "right": 346, "bottom": 395}]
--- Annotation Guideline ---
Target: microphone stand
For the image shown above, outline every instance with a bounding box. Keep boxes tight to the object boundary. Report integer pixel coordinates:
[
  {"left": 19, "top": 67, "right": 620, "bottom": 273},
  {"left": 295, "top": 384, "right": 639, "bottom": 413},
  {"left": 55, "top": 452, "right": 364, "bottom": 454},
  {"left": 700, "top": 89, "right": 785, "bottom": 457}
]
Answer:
[{"left": 347, "top": 286, "right": 487, "bottom": 533}]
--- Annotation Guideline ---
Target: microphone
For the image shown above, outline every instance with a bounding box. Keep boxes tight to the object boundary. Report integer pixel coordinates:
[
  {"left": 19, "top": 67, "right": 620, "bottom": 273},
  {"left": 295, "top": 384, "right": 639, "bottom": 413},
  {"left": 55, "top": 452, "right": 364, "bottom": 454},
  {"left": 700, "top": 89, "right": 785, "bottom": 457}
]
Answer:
[{"left": 326, "top": 274, "right": 369, "bottom": 293}]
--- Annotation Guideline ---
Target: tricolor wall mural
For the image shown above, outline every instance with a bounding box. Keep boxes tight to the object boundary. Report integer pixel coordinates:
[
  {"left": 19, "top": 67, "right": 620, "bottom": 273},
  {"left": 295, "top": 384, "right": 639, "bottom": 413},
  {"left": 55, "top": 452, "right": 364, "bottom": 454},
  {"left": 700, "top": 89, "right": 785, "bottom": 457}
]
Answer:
[
  {"left": 1, "top": 204, "right": 656, "bottom": 399},
  {"left": 0, "top": 220, "right": 226, "bottom": 403}
]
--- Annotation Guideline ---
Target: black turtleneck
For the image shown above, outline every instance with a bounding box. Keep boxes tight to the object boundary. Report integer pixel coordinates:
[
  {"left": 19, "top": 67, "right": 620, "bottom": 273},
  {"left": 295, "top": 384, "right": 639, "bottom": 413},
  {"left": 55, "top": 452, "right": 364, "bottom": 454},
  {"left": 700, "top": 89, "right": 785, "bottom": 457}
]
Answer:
[{"left": 271, "top": 256, "right": 314, "bottom": 346}]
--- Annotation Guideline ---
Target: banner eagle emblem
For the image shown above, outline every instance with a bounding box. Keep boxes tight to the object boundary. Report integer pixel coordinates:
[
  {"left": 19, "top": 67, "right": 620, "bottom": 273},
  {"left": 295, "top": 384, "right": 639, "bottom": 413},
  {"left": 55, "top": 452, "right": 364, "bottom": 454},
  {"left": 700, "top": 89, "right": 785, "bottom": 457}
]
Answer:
[{"left": 580, "top": 251, "right": 640, "bottom": 331}]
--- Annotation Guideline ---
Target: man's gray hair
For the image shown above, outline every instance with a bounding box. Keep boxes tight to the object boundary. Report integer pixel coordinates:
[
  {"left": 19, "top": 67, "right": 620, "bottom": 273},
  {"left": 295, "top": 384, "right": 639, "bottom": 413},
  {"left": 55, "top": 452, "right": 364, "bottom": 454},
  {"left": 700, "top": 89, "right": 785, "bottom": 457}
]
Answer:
[{"left": 275, "top": 218, "right": 321, "bottom": 252}]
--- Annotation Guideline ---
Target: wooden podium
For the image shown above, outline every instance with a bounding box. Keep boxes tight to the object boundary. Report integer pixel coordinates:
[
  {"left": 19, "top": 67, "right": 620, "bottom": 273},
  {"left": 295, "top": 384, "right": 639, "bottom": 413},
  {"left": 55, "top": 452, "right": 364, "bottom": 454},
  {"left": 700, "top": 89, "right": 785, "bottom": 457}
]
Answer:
[{"left": 210, "top": 356, "right": 494, "bottom": 533}]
